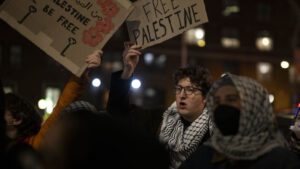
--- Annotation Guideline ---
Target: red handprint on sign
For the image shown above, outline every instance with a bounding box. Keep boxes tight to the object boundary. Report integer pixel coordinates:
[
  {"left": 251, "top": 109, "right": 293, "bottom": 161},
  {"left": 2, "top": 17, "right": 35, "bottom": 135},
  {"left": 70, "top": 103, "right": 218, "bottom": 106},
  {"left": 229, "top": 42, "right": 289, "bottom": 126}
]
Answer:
[
  {"left": 96, "top": 17, "right": 114, "bottom": 34},
  {"left": 99, "top": 0, "right": 119, "bottom": 18},
  {"left": 82, "top": 26, "right": 103, "bottom": 47}
]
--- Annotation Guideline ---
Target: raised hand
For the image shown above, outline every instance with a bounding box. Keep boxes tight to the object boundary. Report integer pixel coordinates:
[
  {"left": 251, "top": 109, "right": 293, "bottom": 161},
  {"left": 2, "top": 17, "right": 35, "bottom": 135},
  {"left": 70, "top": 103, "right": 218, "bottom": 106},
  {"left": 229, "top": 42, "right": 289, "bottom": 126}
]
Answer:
[
  {"left": 121, "top": 43, "right": 142, "bottom": 79},
  {"left": 86, "top": 49, "right": 102, "bottom": 69},
  {"left": 81, "top": 50, "right": 102, "bottom": 80}
]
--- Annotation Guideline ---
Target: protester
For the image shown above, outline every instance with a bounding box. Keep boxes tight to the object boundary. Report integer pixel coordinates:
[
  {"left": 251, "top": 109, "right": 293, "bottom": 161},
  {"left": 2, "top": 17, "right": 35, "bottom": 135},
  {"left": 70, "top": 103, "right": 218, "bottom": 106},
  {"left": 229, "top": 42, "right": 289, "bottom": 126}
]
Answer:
[
  {"left": 179, "top": 73, "right": 300, "bottom": 169},
  {"left": 3, "top": 50, "right": 102, "bottom": 149},
  {"left": 40, "top": 101, "right": 169, "bottom": 169},
  {"left": 1, "top": 79, "right": 44, "bottom": 169},
  {"left": 107, "top": 44, "right": 214, "bottom": 169},
  {"left": 289, "top": 112, "right": 300, "bottom": 156}
]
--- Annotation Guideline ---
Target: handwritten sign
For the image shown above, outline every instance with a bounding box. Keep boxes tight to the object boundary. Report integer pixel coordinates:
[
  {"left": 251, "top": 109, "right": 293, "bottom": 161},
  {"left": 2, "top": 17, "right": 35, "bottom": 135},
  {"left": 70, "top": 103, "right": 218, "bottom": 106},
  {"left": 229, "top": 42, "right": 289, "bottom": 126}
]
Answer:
[
  {"left": 0, "top": 0, "right": 133, "bottom": 76},
  {"left": 126, "top": 0, "right": 208, "bottom": 49}
]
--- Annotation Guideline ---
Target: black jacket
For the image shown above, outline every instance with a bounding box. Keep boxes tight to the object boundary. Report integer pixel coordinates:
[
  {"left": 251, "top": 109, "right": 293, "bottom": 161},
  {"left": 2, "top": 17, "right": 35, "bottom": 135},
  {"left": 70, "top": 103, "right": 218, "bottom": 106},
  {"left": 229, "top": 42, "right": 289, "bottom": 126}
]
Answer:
[
  {"left": 107, "top": 71, "right": 163, "bottom": 137},
  {"left": 179, "top": 145, "right": 300, "bottom": 169}
]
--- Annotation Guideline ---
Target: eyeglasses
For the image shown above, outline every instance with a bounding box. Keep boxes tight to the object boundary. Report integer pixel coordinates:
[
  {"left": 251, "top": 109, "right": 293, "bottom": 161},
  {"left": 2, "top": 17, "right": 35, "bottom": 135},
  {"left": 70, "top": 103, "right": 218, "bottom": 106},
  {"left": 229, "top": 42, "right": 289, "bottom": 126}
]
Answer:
[{"left": 175, "top": 85, "right": 202, "bottom": 95}]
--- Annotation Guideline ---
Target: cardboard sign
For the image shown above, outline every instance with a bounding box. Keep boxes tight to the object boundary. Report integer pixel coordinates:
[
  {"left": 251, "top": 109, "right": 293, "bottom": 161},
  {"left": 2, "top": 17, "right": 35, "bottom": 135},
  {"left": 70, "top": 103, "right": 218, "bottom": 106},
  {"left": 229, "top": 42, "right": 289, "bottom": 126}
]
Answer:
[
  {"left": 126, "top": 0, "right": 208, "bottom": 49},
  {"left": 0, "top": 0, "right": 133, "bottom": 76}
]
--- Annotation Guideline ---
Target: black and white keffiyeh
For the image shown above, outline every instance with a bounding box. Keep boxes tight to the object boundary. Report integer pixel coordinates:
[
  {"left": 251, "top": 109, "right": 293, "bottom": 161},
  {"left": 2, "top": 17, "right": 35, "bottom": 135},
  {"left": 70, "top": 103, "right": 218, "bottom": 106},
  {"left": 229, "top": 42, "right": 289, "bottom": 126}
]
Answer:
[
  {"left": 205, "top": 73, "right": 285, "bottom": 160},
  {"left": 159, "top": 102, "right": 214, "bottom": 169},
  {"left": 62, "top": 100, "right": 98, "bottom": 115}
]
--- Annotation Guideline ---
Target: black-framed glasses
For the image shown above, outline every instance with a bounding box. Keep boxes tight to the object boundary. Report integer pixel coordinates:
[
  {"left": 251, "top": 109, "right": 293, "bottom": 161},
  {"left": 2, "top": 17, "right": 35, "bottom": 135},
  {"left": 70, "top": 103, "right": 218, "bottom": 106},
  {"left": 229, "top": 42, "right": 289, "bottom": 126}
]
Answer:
[{"left": 174, "top": 85, "right": 202, "bottom": 95}]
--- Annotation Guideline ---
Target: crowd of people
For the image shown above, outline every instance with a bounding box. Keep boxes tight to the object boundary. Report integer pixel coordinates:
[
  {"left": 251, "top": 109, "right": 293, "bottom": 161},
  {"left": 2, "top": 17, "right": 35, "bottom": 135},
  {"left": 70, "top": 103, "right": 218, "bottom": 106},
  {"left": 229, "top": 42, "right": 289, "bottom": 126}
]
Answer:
[{"left": 1, "top": 43, "right": 300, "bottom": 169}]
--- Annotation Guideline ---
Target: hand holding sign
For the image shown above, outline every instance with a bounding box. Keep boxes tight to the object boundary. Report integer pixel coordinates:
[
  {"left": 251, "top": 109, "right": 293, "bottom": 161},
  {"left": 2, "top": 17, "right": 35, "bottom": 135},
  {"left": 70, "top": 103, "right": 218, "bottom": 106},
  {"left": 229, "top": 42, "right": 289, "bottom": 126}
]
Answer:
[
  {"left": 121, "top": 42, "right": 142, "bottom": 79},
  {"left": 86, "top": 49, "right": 102, "bottom": 69},
  {"left": 82, "top": 49, "right": 103, "bottom": 79}
]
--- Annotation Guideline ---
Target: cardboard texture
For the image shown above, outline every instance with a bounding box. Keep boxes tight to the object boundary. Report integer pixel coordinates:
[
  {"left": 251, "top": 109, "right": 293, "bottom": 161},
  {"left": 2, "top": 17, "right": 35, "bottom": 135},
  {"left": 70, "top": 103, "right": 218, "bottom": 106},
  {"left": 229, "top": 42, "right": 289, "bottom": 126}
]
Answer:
[
  {"left": 0, "top": 0, "right": 134, "bottom": 76},
  {"left": 126, "top": 0, "right": 208, "bottom": 49}
]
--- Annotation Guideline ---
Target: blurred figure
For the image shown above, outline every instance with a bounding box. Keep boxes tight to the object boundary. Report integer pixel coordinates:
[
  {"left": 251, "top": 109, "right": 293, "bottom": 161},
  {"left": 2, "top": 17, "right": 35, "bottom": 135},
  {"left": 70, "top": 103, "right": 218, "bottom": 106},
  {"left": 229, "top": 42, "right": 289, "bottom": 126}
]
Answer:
[
  {"left": 107, "top": 44, "right": 214, "bottom": 169},
  {"left": 3, "top": 50, "right": 102, "bottom": 149},
  {"left": 0, "top": 78, "right": 8, "bottom": 164},
  {"left": 1, "top": 82, "right": 43, "bottom": 169},
  {"left": 4, "top": 142, "right": 43, "bottom": 169},
  {"left": 40, "top": 101, "right": 169, "bottom": 169},
  {"left": 180, "top": 73, "right": 300, "bottom": 169},
  {"left": 1, "top": 51, "right": 101, "bottom": 169},
  {"left": 5, "top": 93, "right": 42, "bottom": 143},
  {"left": 289, "top": 109, "right": 300, "bottom": 156}
]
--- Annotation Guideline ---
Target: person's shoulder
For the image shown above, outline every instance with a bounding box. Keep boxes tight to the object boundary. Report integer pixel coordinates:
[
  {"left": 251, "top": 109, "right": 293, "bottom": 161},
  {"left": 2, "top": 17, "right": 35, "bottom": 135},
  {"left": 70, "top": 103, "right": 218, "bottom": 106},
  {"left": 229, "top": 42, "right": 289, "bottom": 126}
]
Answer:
[
  {"left": 179, "top": 145, "right": 215, "bottom": 169},
  {"left": 187, "top": 145, "right": 214, "bottom": 161},
  {"left": 256, "top": 147, "right": 300, "bottom": 168},
  {"left": 266, "top": 147, "right": 297, "bottom": 157}
]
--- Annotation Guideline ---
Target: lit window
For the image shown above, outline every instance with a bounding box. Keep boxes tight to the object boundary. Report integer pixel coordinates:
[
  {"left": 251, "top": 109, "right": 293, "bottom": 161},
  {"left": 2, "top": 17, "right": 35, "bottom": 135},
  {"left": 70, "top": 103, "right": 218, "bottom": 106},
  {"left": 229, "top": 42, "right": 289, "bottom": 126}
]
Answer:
[
  {"left": 223, "top": 6, "right": 239, "bottom": 16},
  {"left": 44, "top": 87, "right": 60, "bottom": 114},
  {"left": 143, "top": 88, "right": 165, "bottom": 108},
  {"left": 9, "top": 45, "right": 22, "bottom": 67},
  {"left": 156, "top": 54, "right": 167, "bottom": 67},
  {"left": 221, "top": 37, "right": 240, "bottom": 48},
  {"left": 112, "top": 61, "right": 122, "bottom": 71},
  {"left": 144, "top": 53, "right": 154, "bottom": 65},
  {"left": 257, "top": 62, "right": 272, "bottom": 74},
  {"left": 145, "top": 88, "right": 156, "bottom": 97},
  {"left": 185, "top": 28, "right": 205, "bottom": 45},
  {"left": 221, "top": 28, "right": 240, "bottom": 48},
  {"left": 3, "top": 86, "right": 14, "bottom": 93},
  {"left": 222, "top": 0, "right": 239, "bottom": 17},
  {"left": 256, "top": 31, "right": 273, "bottom": 51},
  {"left": 257, "top": 62, "right": 272, "bottom": 81}
]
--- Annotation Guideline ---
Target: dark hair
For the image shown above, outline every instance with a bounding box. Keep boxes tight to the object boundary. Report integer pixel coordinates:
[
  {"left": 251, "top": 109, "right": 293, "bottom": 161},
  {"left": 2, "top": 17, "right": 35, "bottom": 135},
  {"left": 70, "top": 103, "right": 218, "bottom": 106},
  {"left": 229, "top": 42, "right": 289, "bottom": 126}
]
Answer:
[
  {"left": 173, "top": 66, "right": 212, "bottom": 96},
  {"left": 4, "top": 93, "right": 42, "bottom": 140}
]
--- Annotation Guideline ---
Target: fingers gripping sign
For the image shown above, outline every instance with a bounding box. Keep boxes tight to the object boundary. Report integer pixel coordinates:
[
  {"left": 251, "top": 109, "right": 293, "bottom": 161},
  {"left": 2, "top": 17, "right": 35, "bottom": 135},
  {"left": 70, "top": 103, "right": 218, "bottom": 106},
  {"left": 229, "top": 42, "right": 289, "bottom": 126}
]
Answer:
[
  {"left": 122, "top": 42, "right": 142, "bottom": 79},
  {"left": 82, "top": 50, "right": 102, "bottom": 79},
  {"left": 86, "top": 50, "right": 102, "bottom": 69}
]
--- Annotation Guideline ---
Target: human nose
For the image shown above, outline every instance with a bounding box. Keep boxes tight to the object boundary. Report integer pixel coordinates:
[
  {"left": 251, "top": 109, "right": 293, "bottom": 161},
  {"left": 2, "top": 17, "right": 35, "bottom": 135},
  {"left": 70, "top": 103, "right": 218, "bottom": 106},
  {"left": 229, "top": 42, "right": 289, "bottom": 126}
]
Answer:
[{"left": 178, "top": 88, "right": 187, "bottom": 97}]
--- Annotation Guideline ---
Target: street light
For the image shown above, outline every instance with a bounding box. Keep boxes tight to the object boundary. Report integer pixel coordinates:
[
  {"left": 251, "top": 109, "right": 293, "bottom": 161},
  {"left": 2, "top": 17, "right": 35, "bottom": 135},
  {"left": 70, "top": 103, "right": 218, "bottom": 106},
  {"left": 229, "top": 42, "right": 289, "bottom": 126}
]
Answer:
[
  {"left": 92, "top": 78, "right": 101, "bottom": 88},
  {"left": 131, "top": 79, "right": 141, "bottom": 89}
]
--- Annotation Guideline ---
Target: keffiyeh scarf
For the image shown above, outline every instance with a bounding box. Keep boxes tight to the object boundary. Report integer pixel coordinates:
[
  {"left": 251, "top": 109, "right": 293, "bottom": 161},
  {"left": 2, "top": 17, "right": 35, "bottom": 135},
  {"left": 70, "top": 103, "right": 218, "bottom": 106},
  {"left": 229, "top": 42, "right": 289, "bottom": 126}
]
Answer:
[
  {"left": 159, "top": 102, "right": 214, "bottom": 169},
  {"left": 205, "top": 73, "right": 285, "bottom": 160}
]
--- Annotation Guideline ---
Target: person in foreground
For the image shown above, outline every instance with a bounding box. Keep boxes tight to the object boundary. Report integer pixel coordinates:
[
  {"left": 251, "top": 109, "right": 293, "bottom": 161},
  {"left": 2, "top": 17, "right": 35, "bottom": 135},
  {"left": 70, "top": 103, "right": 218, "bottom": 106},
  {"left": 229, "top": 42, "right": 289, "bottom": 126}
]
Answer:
[
  {"left": 40, "top": 101, "right": 170, "bottom": 169},
  {"left": 107, "top": 44, "right": 214, "bottom": 169},
  {"left": 3, "top": 50, "right": 102, "bottom": 149},
  {"left": 179, "top": 73, "right": 300, "bottom": 169}
]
